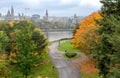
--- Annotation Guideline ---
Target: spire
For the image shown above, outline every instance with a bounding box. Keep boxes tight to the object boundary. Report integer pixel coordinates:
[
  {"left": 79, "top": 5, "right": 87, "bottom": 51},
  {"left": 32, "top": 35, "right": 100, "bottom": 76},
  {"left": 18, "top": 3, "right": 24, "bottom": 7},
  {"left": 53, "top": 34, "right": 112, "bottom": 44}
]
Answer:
[
  {"left": 7, "top": 10, "right": 11, "bottom": 17},
  {"left": 0, "top": 13, "right": 1, "bottom": 17},
  {"left": 74, "top": 13, "right": 77, "bottom": 18},
  {"left": 46, "top": 9, "right": 48, "bottom": 17},
  {"left": 11, "top": 5, "right": 14, "bottom": 17}
]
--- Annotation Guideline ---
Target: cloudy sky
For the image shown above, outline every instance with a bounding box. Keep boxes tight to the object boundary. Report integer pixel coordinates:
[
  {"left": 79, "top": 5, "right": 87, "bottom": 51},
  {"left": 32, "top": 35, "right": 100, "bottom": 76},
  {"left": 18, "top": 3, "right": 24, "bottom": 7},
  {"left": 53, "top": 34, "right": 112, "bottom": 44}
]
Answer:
[{"left": 0, "top": 0, "right": 102, "bottom": 17}]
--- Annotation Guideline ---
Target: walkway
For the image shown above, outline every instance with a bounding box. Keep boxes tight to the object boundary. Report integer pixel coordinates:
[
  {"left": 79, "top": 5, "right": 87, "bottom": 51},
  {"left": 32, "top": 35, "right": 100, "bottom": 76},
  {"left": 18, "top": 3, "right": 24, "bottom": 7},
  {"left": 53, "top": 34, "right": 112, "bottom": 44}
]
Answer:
[{"left": 49, "top": 42, "right": 81, "bottom": 78}]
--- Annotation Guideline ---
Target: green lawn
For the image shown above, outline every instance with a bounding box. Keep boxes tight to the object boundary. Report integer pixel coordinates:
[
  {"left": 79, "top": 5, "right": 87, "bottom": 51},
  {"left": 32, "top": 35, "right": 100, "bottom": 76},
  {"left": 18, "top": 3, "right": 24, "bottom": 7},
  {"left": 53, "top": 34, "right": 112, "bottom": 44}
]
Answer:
[
  {"left": 58, "top": 40, "right": 79, "bottom": 52},
  {"left": 58, "top": 40, "right": 80, "bottom": 60}
]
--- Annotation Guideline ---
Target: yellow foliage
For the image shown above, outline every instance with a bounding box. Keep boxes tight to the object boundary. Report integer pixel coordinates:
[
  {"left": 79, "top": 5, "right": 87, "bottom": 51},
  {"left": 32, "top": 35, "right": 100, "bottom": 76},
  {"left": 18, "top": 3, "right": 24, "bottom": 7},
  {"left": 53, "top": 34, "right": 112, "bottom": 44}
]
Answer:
[
  {"left": 9, "top": 21, "right": 14, "bottom": 27},
  {"left": 9, "top": 32, "right": 16, "bottom": 38},
  {"left": 72, "top": 12, "right": 102, "bottom": 55},
  {"left": 10, "top": 52, "right": 16, "bottom": 57},
  {"left": 34, "top": 28, "right": 42, "bottom": 33},
  {"left": 13, "top": 60, "right": 17, "bottom": 63},
  {"left": 0, "top": 54, "right": 6, "bottom": 64},
  {"left": 33, "top": 52, "right": 39, "bottom": 56},
  {"left": 26, "top": 20, "right": 33, "bottom": 24}
]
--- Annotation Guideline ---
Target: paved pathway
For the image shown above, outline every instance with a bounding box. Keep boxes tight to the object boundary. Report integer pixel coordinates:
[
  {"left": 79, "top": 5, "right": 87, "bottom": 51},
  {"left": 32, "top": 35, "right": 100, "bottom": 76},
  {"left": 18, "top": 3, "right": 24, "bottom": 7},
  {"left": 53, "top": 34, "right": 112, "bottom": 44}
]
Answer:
[{"left": 49, "top": 42, "right": 81, "bottom": 78}]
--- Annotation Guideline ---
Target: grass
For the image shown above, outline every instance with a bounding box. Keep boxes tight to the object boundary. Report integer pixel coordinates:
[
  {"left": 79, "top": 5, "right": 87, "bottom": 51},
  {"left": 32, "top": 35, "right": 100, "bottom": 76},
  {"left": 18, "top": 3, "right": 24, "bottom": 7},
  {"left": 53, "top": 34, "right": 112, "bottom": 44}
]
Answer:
[
  {"left": 31, "top": 52, "right": 58, "bottom": 78},
  {"left": 58, "top": 40, "right": 80, "bottom": 60},
  {"left": 10, "top": 52, "right": 58, "bottom": 78},
  {"left": 58, "top": 40, "right": 79, "bottom": 52}
]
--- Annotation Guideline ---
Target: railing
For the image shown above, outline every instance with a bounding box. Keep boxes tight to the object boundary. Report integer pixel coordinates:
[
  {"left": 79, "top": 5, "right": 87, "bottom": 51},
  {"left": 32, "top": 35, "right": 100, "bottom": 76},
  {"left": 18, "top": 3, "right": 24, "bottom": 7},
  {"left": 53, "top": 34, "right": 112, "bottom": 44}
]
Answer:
[{"left": 41, "top": 28, "right": 74, "bottom": 32}]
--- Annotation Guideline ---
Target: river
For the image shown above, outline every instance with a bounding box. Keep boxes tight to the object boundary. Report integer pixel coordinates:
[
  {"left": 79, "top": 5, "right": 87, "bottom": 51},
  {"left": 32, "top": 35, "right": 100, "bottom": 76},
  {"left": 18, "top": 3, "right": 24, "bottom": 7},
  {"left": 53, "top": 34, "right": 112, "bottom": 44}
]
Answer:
[{"left": 43, "top": 31, "right": 73, "bottom": 41}]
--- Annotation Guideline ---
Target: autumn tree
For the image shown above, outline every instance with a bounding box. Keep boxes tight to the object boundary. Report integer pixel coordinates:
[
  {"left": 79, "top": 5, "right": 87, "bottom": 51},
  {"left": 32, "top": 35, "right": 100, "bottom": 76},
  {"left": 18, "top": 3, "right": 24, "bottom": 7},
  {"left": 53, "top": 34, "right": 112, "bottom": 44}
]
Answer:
[
  {"left": 72, "top": 12, "right": 102, "bottom": 55},
  {"left": 0, "top": 20, "right": 48, "bottom": 77}
]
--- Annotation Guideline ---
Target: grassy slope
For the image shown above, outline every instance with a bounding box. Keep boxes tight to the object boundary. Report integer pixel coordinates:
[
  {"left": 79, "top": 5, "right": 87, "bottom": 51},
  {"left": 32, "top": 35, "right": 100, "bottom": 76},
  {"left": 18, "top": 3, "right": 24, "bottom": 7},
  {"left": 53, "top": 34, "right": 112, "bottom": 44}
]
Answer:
[
  {"left": 31, "top": 52, "right": 58, "bottom": 78},
  {"left": 10, "top": 52, "right": 58, "bottom": 78}
]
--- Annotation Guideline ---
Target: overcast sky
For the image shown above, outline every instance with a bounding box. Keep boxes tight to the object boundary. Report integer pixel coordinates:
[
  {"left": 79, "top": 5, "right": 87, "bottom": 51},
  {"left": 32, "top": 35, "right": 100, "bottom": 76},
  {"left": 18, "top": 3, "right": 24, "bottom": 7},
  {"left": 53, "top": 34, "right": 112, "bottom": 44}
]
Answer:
[{"left": 0, "top": 0, "right": 102, "bottom": 17}]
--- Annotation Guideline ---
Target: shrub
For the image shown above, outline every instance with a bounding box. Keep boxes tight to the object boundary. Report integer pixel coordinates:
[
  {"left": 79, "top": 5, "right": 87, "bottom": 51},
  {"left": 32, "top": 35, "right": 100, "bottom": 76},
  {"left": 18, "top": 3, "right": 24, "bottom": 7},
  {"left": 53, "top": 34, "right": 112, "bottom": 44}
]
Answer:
[{"left": 65, "top": 52, "right": 77, "bottom": 58}]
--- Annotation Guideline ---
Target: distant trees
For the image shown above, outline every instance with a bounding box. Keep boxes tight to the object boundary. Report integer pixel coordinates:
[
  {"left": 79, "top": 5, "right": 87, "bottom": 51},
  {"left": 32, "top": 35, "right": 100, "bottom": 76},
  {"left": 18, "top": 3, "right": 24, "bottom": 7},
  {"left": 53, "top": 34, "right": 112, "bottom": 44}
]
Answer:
[{"left": 0, "top": 20, "right": 48, "bottom": 77}]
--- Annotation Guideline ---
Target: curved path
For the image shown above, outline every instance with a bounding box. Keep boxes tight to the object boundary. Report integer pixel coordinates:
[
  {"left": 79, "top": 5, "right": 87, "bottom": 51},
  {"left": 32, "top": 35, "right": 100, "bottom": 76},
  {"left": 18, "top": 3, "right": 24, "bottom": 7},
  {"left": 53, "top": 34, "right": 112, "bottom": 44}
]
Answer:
[{"left": 49, "top": 42, "right": 81, "bottom": 78}]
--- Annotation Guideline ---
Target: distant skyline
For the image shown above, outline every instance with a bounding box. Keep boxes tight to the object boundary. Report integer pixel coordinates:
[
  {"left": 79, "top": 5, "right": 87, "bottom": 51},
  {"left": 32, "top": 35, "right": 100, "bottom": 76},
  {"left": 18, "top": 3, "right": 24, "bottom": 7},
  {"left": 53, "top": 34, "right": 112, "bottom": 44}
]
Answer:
[{"left": 0, "top": 0, "right": 102, "bottom": 17}]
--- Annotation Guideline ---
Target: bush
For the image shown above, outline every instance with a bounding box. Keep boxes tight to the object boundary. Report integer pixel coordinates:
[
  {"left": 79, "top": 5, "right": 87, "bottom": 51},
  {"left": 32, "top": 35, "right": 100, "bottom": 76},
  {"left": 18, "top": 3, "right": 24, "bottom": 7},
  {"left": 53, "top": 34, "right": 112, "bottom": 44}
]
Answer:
[{"left": 65, "top": 52, "right": 77, "bottom": 58}]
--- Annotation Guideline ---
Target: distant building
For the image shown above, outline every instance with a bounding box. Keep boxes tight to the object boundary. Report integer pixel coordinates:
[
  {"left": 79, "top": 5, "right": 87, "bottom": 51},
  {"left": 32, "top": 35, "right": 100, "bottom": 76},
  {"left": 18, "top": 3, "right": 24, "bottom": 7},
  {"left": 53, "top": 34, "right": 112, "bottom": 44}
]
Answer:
[
  {"left": 43, "top": 9, "right": 49, "bottom": 20},
  {"left": 5, "top": 6, "right": 14, "bottom": 21},
  {"left": 11, "top": 6, "right": 14, "bottom": 17},
  {"left": 31, "top": 14, "right": 40, "bottom": 21},
  {"left": 0, "top": 13, "right": 1, "bottom": 17},
  {"left": 0, "top": 6, "right": 84, "bottom": 29}
]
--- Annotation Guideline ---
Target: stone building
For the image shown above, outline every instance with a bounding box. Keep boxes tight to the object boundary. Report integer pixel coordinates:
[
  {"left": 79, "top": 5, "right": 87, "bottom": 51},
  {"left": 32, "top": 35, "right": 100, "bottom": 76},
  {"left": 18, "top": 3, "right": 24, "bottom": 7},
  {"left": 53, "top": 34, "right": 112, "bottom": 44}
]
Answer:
[{"left": 5, "top": 6, "right": 14, "bottom": 21}]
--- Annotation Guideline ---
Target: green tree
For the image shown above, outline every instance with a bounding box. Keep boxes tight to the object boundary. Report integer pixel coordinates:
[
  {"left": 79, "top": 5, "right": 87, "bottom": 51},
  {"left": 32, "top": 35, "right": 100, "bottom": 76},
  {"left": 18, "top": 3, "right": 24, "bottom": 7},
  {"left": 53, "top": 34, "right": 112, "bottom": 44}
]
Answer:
[
  {"left": 0, "top": 31, "right": 10, "bottom": 77},
  {"left": 0, "top": 31, "right": 8, "bottom": 51},
  {"left": 15, "top": 29, "right": 35, "bottom": 78},
  {"left": 107, "top": 16, "right": 120, "bottom": 78},
  {"left": 14, "top": 21, "right": 48, "bottom": 78},
  {"left": 94, "top": 0, "right": 120, "bottom": 78}
]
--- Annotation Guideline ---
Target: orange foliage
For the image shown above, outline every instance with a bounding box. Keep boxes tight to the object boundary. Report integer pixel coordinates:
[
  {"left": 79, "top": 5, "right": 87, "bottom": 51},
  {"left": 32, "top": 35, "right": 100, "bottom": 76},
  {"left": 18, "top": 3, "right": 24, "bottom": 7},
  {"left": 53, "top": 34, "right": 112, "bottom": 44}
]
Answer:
[
  {"left": 72, "top": 12, "right": 102, "bottom": 55},
  {"left": 80, "top": 59, "right": 98, "bottom": 74},
  {"left": 9, "top": 52, "right": 16, "bottom": 57},
  {"left": 73, "top": 53, "right": 98, "bottom": 75}
]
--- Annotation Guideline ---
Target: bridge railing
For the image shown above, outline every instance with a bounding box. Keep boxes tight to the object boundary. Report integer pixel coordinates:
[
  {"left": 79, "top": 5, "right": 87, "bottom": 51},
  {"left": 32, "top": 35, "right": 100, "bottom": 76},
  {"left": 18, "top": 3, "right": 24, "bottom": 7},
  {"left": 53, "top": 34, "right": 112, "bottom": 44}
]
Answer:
[{"left": 41, "top": 28, "right": 74, "bottom": 32}]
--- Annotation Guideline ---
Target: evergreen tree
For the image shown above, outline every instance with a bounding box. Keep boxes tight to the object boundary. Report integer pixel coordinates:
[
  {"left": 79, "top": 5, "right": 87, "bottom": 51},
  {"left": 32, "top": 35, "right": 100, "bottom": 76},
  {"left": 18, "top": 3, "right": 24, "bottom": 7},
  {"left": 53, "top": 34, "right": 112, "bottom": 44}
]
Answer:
[
  {"left": 108, "top": 16, "right": 120, "bottom": 78},
  {"left": 95, "top": 0, "right": 120, "bottom": 78}
]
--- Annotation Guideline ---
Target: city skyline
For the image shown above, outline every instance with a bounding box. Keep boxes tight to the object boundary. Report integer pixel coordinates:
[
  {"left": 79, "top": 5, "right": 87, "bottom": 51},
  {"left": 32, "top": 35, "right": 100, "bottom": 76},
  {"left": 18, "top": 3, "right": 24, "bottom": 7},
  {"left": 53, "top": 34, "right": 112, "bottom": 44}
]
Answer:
[{"left": 0, "top": 0, "right": 102, "bottom": 17}]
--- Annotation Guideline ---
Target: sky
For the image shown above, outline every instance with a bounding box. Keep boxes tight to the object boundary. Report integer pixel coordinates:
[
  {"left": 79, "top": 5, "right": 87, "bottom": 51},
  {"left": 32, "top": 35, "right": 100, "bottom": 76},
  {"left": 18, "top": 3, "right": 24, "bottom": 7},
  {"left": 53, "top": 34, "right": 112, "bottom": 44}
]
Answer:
[{"left": 0, "top": 0, "right": 102, "bottom": 17}]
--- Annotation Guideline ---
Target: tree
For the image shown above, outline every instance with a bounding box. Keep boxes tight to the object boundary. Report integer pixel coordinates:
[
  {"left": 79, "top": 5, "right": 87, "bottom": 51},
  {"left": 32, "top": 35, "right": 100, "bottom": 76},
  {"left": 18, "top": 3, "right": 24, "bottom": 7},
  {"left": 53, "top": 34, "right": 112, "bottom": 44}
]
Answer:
[
  {"left": 0, "top": 31, "right": 10, "bottom": 77},
  {"left": 14, "top": 21, "right": 48, "bottom": 78},
  {"left": 72, "top": 12, "right": 102, "bottom": 55},
  {"left": 15, "top": 28, "right": 36, "bottom": 78},
  {"left": 108, "top": 16, "right": 120, "bottom": 78},
  {"left": 0, "top": 20, "right": 48, "bottom": 77},
  {"left": 95, "top": 0, "right": 120, "bottom": 78},
  {"left": 0, "top": 31, "right": 8, "bottom": 51}
]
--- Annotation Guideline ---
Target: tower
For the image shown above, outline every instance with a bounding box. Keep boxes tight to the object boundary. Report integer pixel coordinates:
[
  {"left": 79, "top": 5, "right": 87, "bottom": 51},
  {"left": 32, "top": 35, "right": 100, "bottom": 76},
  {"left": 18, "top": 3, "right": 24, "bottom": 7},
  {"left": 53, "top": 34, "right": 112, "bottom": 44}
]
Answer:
[
  {"left": 74, "top": 13, "right": 77, "bottom": 18},
  {"left": 0, "top": 13, "right": 1, "bottom": 17},
  {"left": 45, "top": 9, "right": 48, "bottom": 20},
  {"left": 11, "top": 6, "right": 14, "bottom": 17},
  {"left": 46, "top": 9, "right": 48, "bottom": 17},
  {"left": 6, "top": 10, "right": 11, "bottom": 17}
]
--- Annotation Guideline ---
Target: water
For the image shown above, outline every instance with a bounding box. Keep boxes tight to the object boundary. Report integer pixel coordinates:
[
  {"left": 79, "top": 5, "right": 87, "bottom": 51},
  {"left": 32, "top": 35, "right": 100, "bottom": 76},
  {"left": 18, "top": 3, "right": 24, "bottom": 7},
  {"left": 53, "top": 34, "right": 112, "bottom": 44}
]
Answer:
[{"left": 43, "top": 31, "right": 73, "bottom": 41}]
